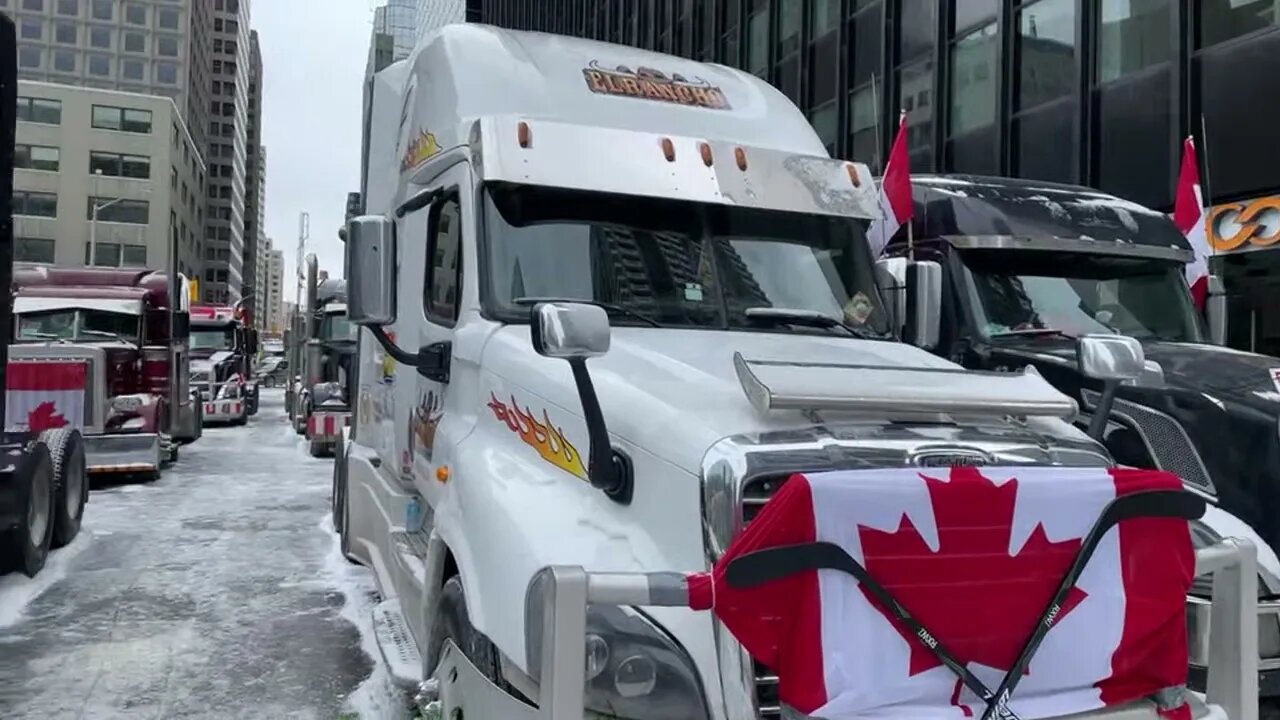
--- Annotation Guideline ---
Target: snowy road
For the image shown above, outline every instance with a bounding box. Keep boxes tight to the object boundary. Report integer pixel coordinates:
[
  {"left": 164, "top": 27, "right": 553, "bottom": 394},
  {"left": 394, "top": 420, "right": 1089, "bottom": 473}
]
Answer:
[{"left": 0, "top": 390, "right": 402, "bottom": 719}]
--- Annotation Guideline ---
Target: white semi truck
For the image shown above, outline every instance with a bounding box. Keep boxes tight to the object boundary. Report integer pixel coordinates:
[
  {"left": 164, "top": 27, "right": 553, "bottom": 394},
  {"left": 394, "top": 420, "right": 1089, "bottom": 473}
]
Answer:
[{"left": 334, "top": 24, "right": 1258, "bottom": 720}]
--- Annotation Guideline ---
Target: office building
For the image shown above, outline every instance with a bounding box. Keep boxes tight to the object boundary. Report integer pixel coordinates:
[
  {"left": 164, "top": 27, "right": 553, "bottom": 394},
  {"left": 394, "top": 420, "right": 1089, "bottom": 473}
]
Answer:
[
  {"left": 480, "top": 0, "right": 1280, "bottom": 355},
  {"left": 13, "top": 81, "right": 205, "bottom": 275},
  {"left": 241, "top": 28, "right": 265, "bottom": 325},
  {"left": 266, "top": 245, "right": 283, "bottom": 334},
  {"left": 201, "top": 0, "right": 251, "bottom": 305}
]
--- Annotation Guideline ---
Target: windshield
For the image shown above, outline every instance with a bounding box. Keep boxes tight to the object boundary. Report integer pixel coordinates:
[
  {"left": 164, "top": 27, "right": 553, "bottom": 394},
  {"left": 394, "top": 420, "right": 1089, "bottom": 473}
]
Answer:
[
  {"left": 482, "top": 183, "right": 888, "bottom": 335},
  {"left": 16, "top": 309, "right": 139, "bottom": 342},
  {"left": 191, "top": 327, "right": 236, "bottom": 351},
  {"left": 959, "top": 249, "right": 1203, "bottom": 343},
  {"left": 321, "top": 313, "right": 354, "bottom": 342}
]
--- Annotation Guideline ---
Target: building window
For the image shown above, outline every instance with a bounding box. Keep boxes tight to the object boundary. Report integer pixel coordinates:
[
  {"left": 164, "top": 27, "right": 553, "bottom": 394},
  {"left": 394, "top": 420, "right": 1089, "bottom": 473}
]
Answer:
[
  {"left": 90, "top": 151, "right": 151, "bottom": 179},
  {"left": 747, "top": 7, "right": 769, "bottom": 76},
  {"left": 124, "top": 2, "right": 146, "bottom": 25},
  {"left": 121, "top": 245, "right": 147, "bottom": 267},
  {"left": 809, "top": 102, "right": 839, "bottom": 155},
  {"left": 87, "top": 197, "right": 150, "bottom": 224},
  {"left": 777, "top": 0, "right": 802, "bottom": 57},
  {"left": 848, "top": 2, "right": 883, "bottom": 88},
  {"left": 949, "top": 22, "right": 998, "bottom": 136},
  {"left": 22, "top": 0, "right": 44, "bottom": 10},
  {"left": 157, "top": 35, "right": 179, "bottom": 57},
  {"left": 15, "top": 238, "right": 56, "bottom": 264},
  {"left": 92, "top": 105, "right": 153, "bottom": 133},
  {"left": 897, "top": 58, "right": 936, "bottom": 171},
  {"left": 87, "top": 54, "right": 111, "bottom": 76},
  {"left": 14, "top": 191, "right": 58, "bottom": 218},
  {"left": 17, "top": 96, "right": 62, "bottom": 124},
  {"left": 1199, "top": 0, "right": 1277, "bottom": 48},
  {"left": 156, "top": 62, "right": 178, "bottom": 85},
  {"left": 86, "top": 242, "right": 121, "bottom": 267},
  {"left": 848, "top": 84, "right": 879, "bottom": 169},
  {"left": 1016, "top": 0, "right": 1077, "bottom": 110},
  {"left": 900, "top": 0, "right": 938, "bottom": 63},
  {"left": 812, "top": 0, "right": 841, "bottom": 39},
  {"left": 123, "top": 31, "right": 145, "bottom": 53},
  {"left": 158, "top": 6, "right": 180, "bottom": 29},
  {"left": 18, "top": 47, "right": 41, "bottom": 69},
  {"left": 51, "top": 50, "right": 76, "bottom": 73},
  {"left": 20, "top": 19, "right": 42, "bottom": 40},
  {"left": 121, "top": 58, "right": 145, "bottom": 80},
  {"left": 90, "top": 0, "right": 111, "bottom": 19},
  {"left": 1097, "top": 0, "right": 1171, "bottom": 83},
  {"left": 54, "top": 22, "right": 76, "bottom": 44},
  {"left": 89, "top": 26, "right": 110, "bottom": 48},
  {"left": 955, "top": 0, "right": 999, "bottom": 34},
  {"left": 16, "top": 144, "right": 61, "bottom": 172},
  {"left": 55, "top": 0, "right": 77, "bottom": 14}
]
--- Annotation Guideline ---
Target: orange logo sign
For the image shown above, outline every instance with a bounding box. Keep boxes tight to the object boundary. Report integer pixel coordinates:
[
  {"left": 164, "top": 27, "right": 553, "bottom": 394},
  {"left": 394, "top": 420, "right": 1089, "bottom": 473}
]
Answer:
[
  {"left": 487, "top": 392, "right": 587, "bottom": 481},
  {"left": 583, "top": 60, "right": 731, "bottom": 110},
  {"left": 1207, "top": 196, "right": 1280, "bottom": 252},
  {"left": 400, "top": 129, "right": 441, "bottom": 173}
]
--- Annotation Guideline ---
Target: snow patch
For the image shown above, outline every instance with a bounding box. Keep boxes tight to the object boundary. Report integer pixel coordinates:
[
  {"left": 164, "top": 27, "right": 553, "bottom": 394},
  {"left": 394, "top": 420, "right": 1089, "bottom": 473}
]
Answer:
[
  {"left": 317, "top": 514, "right": 411, "bottom": 720},
  {"left": 0, "top": 531, "right": 92, "bottom": 629}
]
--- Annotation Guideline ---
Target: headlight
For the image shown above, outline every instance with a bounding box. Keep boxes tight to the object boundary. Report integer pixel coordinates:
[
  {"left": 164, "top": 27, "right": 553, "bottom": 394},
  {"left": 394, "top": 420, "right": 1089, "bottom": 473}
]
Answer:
[
  {"left": 525, "top": 575, "right": 710, "bottom": 720},
  {"left": 1189, "top": 519, "right": 1269, "bottom": 599},
  {"left": 111, "top": 395, "right": 146, "bottom": 413}
]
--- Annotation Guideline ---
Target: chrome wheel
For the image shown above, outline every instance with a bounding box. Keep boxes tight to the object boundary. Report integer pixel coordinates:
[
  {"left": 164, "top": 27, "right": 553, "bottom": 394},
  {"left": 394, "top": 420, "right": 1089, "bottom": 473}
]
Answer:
[{"left": 27, "top": 460, "right": 51, "bottom": 548}]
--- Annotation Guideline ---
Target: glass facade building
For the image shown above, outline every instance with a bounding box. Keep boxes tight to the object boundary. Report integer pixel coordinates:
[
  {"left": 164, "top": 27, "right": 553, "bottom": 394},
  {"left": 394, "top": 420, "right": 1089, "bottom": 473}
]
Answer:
[{"left": 477, "top": 0, "right": 1280, "bottom": 355}]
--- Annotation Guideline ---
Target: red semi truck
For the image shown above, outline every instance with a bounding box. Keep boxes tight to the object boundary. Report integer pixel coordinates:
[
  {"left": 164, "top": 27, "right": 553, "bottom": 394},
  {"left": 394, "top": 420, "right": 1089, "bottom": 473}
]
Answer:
[
  {"left": 189, "top": 304, "right": 259, "bottom": 424},
  {"left": 10, "top": 267, "right": 201, "bottom": 477}
]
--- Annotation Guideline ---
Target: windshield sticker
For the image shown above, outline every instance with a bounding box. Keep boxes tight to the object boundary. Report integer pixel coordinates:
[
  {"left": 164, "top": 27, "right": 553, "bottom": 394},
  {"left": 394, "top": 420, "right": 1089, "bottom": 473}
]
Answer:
[
  {"left": 683, "top": 283, "right": 705, "bottom": 302},
  {"left": 583, "top": 60, "right": 731, "bottom": 110},
  {"left": 400, "top": 128, "right": 441, "bottom": 173},
  {"left": 487, "top": 392, "right": 588, "bottom": 481},
  {"left": 845, "top": 292, "right": 874, "bottom": 325}
]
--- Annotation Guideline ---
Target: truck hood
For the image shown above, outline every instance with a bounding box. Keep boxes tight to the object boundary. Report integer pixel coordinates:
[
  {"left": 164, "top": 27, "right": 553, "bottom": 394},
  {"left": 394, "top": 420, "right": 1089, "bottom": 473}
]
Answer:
[{"left": 483, "top": 326, "right": 1015, "bottom": 474}]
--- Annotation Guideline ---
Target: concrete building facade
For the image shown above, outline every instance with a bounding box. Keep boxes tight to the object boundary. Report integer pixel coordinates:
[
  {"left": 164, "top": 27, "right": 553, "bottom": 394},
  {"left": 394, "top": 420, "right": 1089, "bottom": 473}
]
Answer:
[
  {"left": 241, "top": 28, "right": 265, "bottom": 324},
  {"left": 13, "top": 81, "right": 205, "bottom": 276},
  {"left": 200, "top": 0, "right": 251, "bottom": 305},
  {"left": 266, "top": 245, "right": 283, "bottom": 334}
]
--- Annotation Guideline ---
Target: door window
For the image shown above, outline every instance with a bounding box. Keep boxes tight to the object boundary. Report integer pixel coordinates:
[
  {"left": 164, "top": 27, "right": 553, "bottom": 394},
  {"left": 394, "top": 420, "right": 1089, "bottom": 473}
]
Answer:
[{"left": 424, "top": 193, "right": 463, "bottom": 325}]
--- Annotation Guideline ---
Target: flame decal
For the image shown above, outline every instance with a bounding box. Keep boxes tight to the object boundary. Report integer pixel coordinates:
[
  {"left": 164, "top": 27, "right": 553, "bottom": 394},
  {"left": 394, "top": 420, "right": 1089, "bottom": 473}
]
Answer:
[
  {"left": 400, "top": 129, "right": 441, "bottom": 173},
  {"left": 487, "top": 392, "right": 587, "bottom": 481}
]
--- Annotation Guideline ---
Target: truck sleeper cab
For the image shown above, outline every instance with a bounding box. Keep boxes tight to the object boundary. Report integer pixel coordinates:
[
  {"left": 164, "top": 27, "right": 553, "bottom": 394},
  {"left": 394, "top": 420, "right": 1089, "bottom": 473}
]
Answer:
[
  {"left": 880, "top": 174, "right": 1280, "bottom": 708},
  {"left": 334, "top": 24, "right": 1253, "bottom": 720}
]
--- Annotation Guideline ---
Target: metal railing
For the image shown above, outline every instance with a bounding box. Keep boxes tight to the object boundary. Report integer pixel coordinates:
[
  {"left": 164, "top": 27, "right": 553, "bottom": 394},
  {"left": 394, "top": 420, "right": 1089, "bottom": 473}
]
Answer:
[{"left": 431, "top": 538, "right": 1260, "bottom": 720}]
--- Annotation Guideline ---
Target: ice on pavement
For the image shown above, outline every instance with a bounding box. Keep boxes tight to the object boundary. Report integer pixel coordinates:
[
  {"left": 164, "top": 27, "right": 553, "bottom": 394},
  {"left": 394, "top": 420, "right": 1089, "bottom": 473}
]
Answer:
[{"left": 0, "top": 390, "right": 405, "bottom": 719}]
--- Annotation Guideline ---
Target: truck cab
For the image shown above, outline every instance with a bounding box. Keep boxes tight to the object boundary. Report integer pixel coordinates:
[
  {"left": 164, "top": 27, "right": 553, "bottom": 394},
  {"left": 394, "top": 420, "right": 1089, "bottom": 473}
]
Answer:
[
  {"left": 189, "top": 304, "right": 257, "bottom": 425},
  {"left": 290, "top": 258, "right": 354, "bottom": 456},
  {"left": 882, "top": 173, "right": 1280, "bottom": 705},
  {"left": 10, "top": 267, "right": 197, "bottom": 475},
  {"left": 332, "top": 25, "right": 1256, "bottom": 720}
]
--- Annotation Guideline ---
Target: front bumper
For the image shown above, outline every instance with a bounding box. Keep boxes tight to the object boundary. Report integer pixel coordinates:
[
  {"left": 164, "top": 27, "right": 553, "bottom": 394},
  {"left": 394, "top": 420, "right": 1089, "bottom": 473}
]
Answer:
[
  {"left": 307, "top": 407, "right": 350, "bottom": 441},
  {"left": 202, "top": 399, "right": 245, "bottom": 423},
  {"left": 85, "top": 432, "right": 161, "bottom": 474}
]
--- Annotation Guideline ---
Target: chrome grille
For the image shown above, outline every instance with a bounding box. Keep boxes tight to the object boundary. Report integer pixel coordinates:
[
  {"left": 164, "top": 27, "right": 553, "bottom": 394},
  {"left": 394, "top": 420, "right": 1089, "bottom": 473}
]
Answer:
[
  {"left": 1083, "top": 389, "right": 1215, "bottom": 493},
  {"left": 754, "top": 661, "right": 781, "bottom": 718}
]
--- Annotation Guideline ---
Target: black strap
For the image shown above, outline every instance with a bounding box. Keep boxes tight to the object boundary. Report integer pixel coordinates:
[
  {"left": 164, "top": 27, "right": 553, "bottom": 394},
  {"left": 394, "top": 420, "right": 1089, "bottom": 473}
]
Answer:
[{"left": 724, "top": 488, "right": 1204, "bottom": 719}]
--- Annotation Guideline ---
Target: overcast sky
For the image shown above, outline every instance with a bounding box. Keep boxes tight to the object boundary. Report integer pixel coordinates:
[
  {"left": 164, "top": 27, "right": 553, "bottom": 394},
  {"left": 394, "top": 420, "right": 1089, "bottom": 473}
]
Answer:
[{"left": 254, "top": 0, "right": 375, "bottom": 303}]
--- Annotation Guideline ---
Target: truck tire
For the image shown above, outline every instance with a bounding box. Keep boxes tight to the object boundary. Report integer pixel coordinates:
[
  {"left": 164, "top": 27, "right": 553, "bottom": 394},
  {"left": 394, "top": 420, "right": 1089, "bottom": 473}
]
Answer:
[
  {"left": 425, "top": 576, "right": 522, "bottom": 700},
  {"left": 42, "top": 428, "right": 87, "bottom": 549},
  {"left": 1, "top": 441, "right": 56, "bottom": 578},
  {"left": 308, "top": 438, "right": 329, "bottom": 458}
]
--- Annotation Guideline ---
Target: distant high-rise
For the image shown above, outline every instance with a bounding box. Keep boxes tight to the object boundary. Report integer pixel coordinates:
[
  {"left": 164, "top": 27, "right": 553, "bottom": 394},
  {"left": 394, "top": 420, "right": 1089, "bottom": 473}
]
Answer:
[
  {"left": 266, "top": 245, "right": 284, "bottom": 334},
  {"left": 242, "top": 29, "right": 265, "bottom": 325}
]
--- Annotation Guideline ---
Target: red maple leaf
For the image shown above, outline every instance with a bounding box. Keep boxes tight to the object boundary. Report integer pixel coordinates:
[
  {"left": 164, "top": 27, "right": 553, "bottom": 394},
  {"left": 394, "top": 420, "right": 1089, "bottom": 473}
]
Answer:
[
  {"left": 857, "top": 466, "right": 1088, "bottom": 677},
  {"left": 27, "top": 401, "right": 69, "bottom": 432}
]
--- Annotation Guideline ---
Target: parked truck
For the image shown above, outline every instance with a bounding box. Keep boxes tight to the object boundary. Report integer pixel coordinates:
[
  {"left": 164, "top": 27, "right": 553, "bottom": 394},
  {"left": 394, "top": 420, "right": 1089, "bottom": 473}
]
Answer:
[
  {"left": 330, "top": 25, "right": 1257, "bottom": 720},
  {"left": 12, "top": 266, "right": 198, "bottom": 475},
  {"left": 189, "top": 303, "right": 258, "bottom": 424},
  {"left": 1, "top": 13, "right": 91, "bottom": 578},
  {"left": 879, "top": 173, "right": 1280, "bottom": 708},
  {"left": 289, "top": 253, "right": 353, "bottom": 457}
]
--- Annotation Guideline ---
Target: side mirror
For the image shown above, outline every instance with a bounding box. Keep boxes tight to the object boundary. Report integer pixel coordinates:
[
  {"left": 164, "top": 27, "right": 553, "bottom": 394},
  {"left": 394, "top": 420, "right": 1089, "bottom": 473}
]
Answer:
[
  {"left": 1205, "top": 274, "right": 1227, "bottom": 346},
  {"left": 530, "top": 302, "right": 611, "bottom": 360},
  {"left": 346, "top": 215, "right": 396, "bottom": 325},
  {"left": 874, "top": 257, "right": 908, "bottom": 337},
  {"left": 905, "top": 261, "right": 942, "bottom": 351},
  {"left": 1077, "top": 334, "right": 1145, "bottom": 441}
]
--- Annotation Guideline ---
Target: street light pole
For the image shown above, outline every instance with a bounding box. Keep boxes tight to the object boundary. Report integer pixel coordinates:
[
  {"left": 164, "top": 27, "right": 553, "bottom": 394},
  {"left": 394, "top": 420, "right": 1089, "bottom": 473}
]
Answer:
[{"left": 88, "top": 169, "right": 124, "bottom": 267}]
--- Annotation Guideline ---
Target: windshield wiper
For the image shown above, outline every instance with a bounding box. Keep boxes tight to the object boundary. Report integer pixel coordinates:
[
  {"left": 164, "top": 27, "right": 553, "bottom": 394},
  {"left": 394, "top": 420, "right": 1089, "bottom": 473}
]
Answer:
[
  {"left": 744, "top": 307, "right": 881, "bottom": 340},
  {"left": 989, "top": 328, "right": 1075, "bottom": 339},
  {"left": 512, "top": 297, "right": 664, "bottom": 328}
]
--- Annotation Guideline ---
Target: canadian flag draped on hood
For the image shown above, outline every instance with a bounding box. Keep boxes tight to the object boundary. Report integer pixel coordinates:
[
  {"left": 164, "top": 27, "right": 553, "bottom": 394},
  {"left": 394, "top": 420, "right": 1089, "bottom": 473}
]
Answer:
[
  {"left": 685, "top": 466, "right": 1195, "bottom": 720},
  {"left": 1174, "top": 136, "right": 1211, "bottom": 310},
  {"left": 866, "top": 111, "right": 914, "bottom": 257}
]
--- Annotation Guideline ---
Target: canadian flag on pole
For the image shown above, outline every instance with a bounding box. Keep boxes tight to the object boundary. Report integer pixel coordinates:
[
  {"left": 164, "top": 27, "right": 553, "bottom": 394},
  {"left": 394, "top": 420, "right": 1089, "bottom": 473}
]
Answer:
[
  {"left": 685, "top": 466, "right": 1195, "bottom": 720},
  {"left": 5, "top": 361, "right": 87, "bottom": 433},
  {"left": 866, "top": 111, "right": 915, "bottom": 257},
  {"left": 1174, "top": 136, "right": 1211, "bottom": 310}
]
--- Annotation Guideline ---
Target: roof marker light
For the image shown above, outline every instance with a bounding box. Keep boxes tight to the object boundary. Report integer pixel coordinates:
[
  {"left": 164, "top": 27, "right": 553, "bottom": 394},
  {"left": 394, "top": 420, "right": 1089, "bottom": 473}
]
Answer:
[
  {"left": 846, "top": 163, "right": 862, "bottom": 187},
  {"left": 734, "top": 146, "right": 748, "bottom": 171},
  {"left": 518, "top": 121, "right": 531, "bottom": 148},
  {"left": 699, "top": 142, "right": 713, "bottom": 167},
  {"left": 661, "top": 137, "right": 676, "bottom": 162}
]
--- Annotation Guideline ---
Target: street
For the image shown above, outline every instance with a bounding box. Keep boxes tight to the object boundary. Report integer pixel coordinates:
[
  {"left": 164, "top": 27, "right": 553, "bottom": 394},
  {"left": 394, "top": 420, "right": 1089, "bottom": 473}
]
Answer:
[{"left": 0, "top": 390, "right": 402, "bottom": 720}]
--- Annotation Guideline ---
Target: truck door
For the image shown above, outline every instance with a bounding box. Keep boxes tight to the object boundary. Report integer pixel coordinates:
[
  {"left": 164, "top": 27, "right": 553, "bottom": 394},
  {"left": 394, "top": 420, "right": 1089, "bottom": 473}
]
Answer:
[{"left": 401, "top": 163, "right": 472, "bottom": 512}]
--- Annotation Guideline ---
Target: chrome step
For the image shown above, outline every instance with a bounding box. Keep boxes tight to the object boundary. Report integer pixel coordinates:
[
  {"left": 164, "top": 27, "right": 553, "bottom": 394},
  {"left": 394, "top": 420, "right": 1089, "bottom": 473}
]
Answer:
[{"left": 371, "top": 600, "right": 422, "bottom": 688}]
